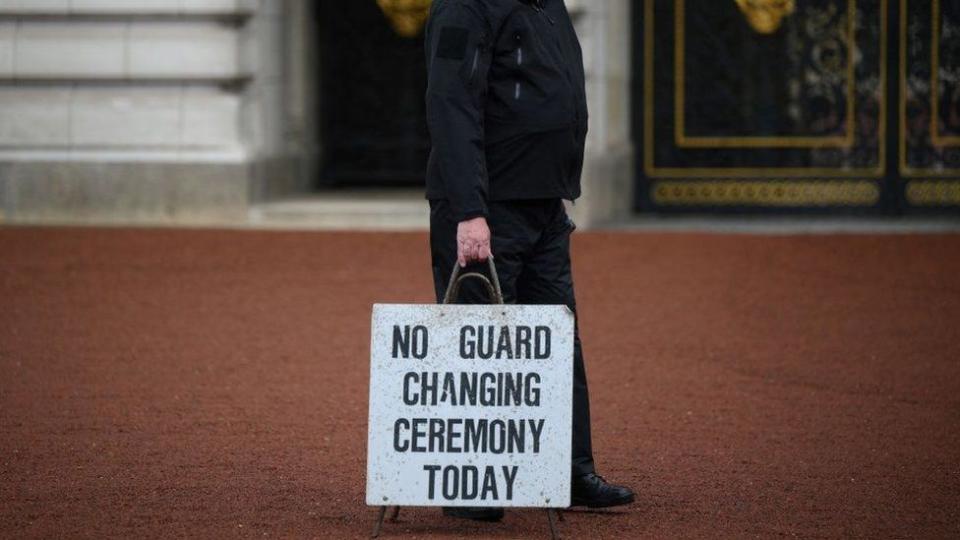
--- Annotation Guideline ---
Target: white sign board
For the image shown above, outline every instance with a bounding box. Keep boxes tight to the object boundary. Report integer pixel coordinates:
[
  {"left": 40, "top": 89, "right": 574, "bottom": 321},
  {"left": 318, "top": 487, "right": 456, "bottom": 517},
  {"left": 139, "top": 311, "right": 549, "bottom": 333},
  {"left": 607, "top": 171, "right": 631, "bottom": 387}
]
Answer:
[{"left": 366, "top": 304, "right": 574, "bottom": 508}]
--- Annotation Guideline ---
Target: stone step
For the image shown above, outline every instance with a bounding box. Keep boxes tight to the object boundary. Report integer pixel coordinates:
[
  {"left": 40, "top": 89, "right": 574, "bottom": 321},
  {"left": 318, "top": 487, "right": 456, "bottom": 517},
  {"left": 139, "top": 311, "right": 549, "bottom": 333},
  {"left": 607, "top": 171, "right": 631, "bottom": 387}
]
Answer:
[{"left": 248, "top": 190, "right": 429, "bottom": 231}]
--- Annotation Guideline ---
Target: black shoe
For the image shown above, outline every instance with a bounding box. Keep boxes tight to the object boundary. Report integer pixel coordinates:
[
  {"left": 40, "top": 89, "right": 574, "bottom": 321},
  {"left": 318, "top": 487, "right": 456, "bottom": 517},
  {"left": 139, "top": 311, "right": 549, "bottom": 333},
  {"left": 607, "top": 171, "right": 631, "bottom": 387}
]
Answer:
[
  {"left": 442, "top": 506, "right": 505, "bottom": 522},
  {"left": 570, "top": 473, "right": 635, "bottom": 508}
]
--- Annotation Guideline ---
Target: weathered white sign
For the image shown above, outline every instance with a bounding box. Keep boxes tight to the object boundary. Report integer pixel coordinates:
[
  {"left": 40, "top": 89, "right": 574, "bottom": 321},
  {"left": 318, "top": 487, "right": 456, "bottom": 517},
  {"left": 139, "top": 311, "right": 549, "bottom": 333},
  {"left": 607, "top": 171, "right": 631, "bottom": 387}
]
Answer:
[{"left": 366, "top": 304, "right": 574, "bottom": 508}]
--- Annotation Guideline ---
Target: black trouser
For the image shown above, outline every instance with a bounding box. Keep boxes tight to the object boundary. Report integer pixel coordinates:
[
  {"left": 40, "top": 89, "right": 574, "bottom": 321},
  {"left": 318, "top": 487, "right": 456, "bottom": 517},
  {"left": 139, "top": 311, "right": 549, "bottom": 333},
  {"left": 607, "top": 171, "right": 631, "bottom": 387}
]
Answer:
[{"left": 429, "top": 198, "right": 596, "bottom": 477}]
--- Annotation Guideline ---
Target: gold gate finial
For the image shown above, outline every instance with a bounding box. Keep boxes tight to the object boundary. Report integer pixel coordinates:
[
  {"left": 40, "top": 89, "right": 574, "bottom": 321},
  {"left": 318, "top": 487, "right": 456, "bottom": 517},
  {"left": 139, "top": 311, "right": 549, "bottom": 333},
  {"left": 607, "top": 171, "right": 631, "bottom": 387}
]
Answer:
[
  {"left": 734, "top": 0, "right": 797, "bottom": 34},
  {"left": 377, "top": 0, "right": 433, "bottom": 38}
]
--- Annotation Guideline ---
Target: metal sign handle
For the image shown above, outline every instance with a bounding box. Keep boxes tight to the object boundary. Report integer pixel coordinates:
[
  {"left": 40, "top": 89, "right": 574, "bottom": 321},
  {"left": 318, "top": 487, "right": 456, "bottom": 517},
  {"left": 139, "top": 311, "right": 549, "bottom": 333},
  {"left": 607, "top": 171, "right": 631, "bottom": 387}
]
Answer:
[{"left": 442, "top": 258, "right": 504, "bottom": 305}]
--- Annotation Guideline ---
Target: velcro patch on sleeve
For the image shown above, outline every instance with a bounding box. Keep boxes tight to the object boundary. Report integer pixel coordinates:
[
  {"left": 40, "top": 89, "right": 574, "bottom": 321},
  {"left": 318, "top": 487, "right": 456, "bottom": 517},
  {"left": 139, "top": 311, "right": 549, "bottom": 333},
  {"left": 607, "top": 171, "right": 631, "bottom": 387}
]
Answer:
[{"left": 436, "top": 26, "right": 470, "bottom": 60}]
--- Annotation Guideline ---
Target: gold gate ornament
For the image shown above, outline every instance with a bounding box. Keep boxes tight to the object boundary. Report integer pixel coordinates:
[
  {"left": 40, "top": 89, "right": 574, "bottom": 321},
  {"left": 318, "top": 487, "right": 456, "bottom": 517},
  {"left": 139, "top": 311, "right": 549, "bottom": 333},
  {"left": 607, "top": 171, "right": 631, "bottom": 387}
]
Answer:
[
  {"left": 377, "top": 0, "right": 433, "bottom": 38},
  {"left": 734, "top": 0, "right": 797, "bottom": 34}
]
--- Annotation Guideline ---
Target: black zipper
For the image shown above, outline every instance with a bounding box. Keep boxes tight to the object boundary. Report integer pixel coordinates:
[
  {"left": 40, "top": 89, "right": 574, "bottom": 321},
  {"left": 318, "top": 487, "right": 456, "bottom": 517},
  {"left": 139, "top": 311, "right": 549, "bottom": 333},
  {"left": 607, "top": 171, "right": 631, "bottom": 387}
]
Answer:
[
  {"left": 468, "top": 47, "right": 480, "bottom": 85},
  {"left": 530, "top": 1, "right": 555, "bottom": 25}
]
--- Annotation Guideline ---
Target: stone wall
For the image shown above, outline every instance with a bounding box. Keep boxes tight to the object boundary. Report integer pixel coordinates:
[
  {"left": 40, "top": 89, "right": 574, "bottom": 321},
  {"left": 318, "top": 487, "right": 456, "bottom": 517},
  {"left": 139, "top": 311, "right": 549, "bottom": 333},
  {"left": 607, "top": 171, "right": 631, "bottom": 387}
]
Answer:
[{"left": 0, "top": 0, "right": 294, "bottom": 225}]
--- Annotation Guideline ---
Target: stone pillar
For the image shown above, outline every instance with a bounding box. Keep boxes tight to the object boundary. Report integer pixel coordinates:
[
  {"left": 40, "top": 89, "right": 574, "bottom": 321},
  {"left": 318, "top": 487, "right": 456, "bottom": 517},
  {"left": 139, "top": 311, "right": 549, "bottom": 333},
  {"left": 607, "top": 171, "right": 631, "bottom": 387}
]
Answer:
[{"left": 567, "top": 0, "right": 634, "bottom": 228}]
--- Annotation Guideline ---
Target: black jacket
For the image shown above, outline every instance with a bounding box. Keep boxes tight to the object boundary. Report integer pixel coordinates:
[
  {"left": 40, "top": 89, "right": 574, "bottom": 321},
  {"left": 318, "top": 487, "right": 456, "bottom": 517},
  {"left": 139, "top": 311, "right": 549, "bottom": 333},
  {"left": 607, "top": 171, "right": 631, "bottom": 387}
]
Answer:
[{"left": 424, "top": 0, "right": 588, "bottom": 222}]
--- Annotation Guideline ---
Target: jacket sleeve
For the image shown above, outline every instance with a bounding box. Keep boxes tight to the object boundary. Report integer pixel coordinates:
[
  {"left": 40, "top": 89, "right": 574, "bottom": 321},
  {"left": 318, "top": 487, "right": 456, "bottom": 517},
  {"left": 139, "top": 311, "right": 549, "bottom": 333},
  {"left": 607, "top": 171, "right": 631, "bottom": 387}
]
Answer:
[{"left": 424, "top": 1, "right": 491, "bottom": 222}]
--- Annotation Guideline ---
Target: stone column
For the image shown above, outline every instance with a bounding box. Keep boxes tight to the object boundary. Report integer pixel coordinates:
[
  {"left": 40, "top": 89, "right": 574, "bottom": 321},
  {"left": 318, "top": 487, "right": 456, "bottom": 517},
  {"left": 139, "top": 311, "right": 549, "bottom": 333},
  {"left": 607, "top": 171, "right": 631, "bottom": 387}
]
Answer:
[{"left": 567, "top": 0, "right": 634, "bottom": 228}]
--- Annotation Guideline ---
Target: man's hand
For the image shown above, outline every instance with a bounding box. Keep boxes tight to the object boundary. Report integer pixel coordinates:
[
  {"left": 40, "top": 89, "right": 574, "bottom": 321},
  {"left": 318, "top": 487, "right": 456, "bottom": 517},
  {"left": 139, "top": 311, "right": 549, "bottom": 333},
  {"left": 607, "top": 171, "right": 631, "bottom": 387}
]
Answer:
[{"left": 457, "top": 217, "right": 492, "bottom": 267}]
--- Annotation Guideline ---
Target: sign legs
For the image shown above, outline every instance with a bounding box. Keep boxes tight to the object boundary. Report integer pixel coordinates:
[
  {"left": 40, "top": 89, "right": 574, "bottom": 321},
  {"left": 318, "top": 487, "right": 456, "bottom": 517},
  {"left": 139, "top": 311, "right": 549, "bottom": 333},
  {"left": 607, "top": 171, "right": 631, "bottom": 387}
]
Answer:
[
  {"left": 371, "top": 506, "right": 401, "bottom": 538},
  {"left": 372, "top": 507, "right": 562, "bottom": 539},
  {"left": 546, "top": 509, "right": 561, "bottom": 540},
  {"left": 371, "top": 507, "right": 386, "bottom": 538}
]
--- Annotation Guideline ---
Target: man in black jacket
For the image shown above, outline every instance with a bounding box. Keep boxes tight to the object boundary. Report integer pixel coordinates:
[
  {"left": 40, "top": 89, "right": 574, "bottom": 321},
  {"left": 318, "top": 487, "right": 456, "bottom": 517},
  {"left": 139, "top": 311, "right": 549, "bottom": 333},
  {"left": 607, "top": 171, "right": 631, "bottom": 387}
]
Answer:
[{"left": 424, "top": 0, "right": 635, "bottom": 521}]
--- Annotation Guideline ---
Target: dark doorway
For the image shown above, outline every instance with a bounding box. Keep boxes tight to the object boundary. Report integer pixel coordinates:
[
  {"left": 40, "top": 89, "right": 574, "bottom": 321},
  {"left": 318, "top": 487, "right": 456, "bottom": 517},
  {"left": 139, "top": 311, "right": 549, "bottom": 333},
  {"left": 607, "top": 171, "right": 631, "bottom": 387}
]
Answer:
[{"left": 317, "top": 2, "right": 429, "bottom": 187}]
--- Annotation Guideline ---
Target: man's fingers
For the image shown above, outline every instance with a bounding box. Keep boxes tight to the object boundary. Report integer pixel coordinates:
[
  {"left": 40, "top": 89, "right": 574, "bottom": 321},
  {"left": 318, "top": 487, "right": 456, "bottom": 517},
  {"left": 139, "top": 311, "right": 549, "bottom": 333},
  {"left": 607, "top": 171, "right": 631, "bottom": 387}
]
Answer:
[
  {"left": 457, "top": 237, "right": 491, "bottom": 266},
  {"left": 456, "top": 217, "right": 491, "bottom": 267}
]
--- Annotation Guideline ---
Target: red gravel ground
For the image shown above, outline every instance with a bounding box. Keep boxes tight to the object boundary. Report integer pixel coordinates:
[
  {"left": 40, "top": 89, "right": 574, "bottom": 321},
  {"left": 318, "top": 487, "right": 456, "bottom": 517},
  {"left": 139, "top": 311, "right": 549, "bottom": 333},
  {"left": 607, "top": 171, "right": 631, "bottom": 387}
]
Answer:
[{"left": 1, "top": 226, "right": 959, "bottom": 539}]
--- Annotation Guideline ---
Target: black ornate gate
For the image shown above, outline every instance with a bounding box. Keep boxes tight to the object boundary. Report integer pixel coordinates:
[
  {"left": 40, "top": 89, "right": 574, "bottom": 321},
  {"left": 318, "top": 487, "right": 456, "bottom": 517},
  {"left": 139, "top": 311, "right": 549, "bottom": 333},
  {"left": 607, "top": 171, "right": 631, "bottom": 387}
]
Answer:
[
  {"left": 901, "top": 0, "right": 960, "bottom": 210},
  {"left": 634, "top": 0, "right": 960, "bottom": 214}
]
